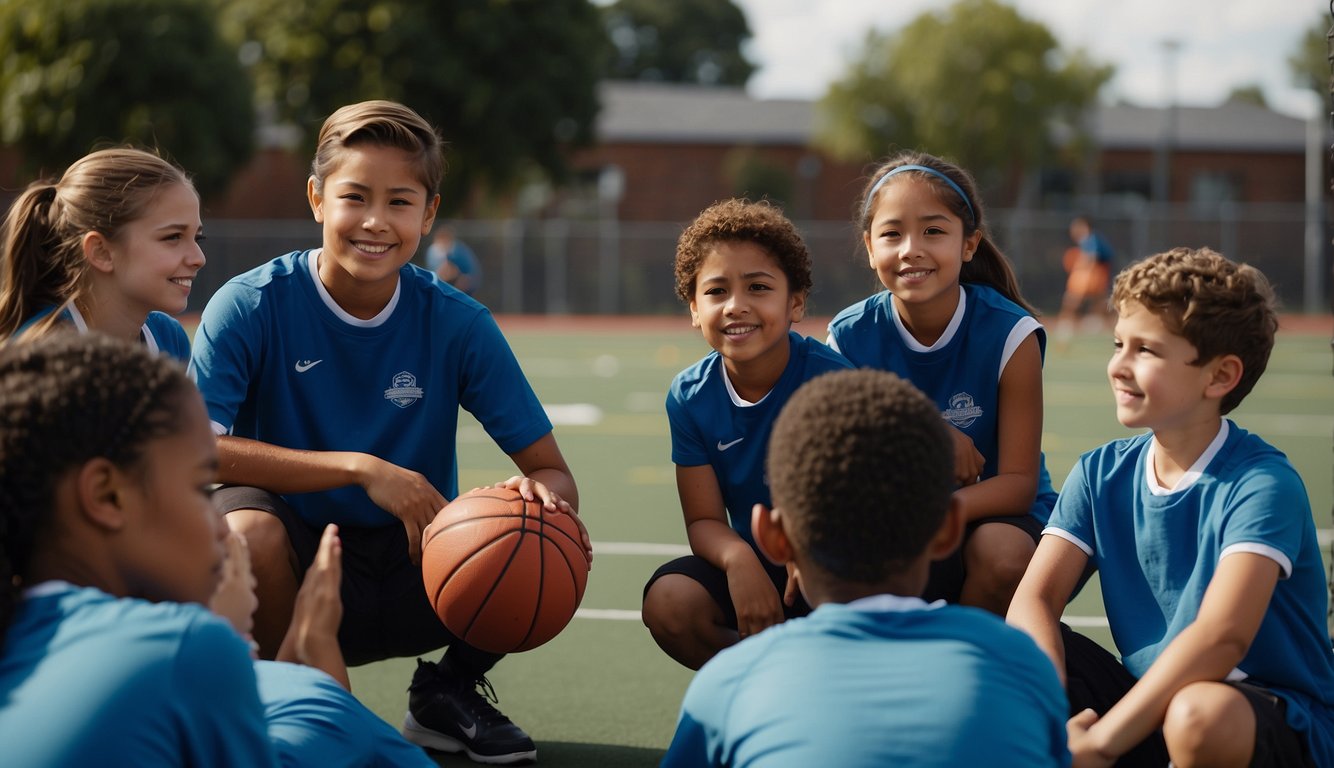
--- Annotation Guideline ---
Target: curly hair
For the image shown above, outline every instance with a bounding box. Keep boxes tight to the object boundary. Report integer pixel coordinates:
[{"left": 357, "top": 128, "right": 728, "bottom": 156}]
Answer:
[
  {"left": 859, "top": 151, "right": 1037, "bottom": 316},
  {"left": 0, "top": 333, "right": 195, "bottom": 642},
  {"left": 310, "top": 100, "right": 446, "bottom": 196},
  {"left": 1111, "top": 247, "right": 1277, "bottom": 415},
  {"left": 766, "top": 369, "right": 954, "bottom": 583},
  {"left": 673, "top": 198, "right": 812, "bottom": 304}
]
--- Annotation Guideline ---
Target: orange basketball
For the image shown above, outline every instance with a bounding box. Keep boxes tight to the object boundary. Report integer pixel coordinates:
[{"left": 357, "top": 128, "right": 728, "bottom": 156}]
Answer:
[{"left": 421, "top": 487, "right": 589, "bottom": 654}]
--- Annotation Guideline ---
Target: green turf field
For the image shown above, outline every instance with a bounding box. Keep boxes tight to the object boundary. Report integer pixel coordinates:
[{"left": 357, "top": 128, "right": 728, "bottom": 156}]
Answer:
[{"left": 338, "top": 317, "right": 1333, "bottom": 767}]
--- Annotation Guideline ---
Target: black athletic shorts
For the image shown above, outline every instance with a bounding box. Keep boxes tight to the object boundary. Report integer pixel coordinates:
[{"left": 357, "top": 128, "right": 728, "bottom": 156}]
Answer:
[
  {"left": 643, "top": 552, "right": 811, "bottom": 629},
  {"left": 214, "top": 485, "right": 498, "bottom": 669},
  {"left": 1061, "top": 624, "right": 1313, "bottom": 767}
]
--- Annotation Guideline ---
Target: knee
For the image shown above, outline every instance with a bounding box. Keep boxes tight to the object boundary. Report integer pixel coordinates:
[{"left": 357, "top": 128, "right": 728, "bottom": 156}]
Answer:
[
  {"left": 641, "top": 576, "right": 697, "bottom": 639},
  {"left": 1162, "top": 683, "right": 1253, "bottom": 767},
  {"left": 967, "top": 527, "right": 1036, "bottom": 589},
  {"left": 226, "top": 509, "right": 292, "bottom": 566}
]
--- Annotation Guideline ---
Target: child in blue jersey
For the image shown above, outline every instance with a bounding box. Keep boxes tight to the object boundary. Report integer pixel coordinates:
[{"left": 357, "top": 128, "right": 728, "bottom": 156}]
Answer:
[
  {"left": 190, "top": 100, "right": 587, "bottom": 765},
  {"left": 641, "top": 199, "right": 852, "bottom": 669},
  {"left": 1008, "top": 248, "right": 1334, "bottom": 767},
  {"left": 0, "top": 333, "right": 434, "bottom": 768},
  {"left": 663, "top": 369, "right": 1070, "bottom": 767},
  {"left": 0, "top": 147, "right": 203, "bottom": 361},
  {"left": 827, "top": 151, "right": 1056, "bottom": 615}
]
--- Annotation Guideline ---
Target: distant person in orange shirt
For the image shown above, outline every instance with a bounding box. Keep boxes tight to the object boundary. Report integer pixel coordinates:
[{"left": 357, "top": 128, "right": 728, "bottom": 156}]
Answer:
[{"left": 1056, "top": 215, "right": 1115, "bottom": 343}]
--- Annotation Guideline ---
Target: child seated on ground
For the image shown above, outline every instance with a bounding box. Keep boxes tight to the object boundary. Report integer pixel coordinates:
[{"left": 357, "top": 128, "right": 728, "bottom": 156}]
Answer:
[
  {"left": 663, "top": 369, "right": 1070, "bottom": 767},
  {"left": 1007, "top": 247, "right": 1334, "bottom": 767}
]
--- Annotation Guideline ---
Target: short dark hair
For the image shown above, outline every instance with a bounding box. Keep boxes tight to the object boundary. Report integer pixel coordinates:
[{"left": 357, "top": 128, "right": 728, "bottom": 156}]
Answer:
[
  {"left": 1111, "top": 247, "right": 1277, "bottom": 414},
  {"left": 673, "top": 198, "right": 812, "bottom": 304},
  {"left": 766, "top": 369, "right": 954, "bottom": 583}
]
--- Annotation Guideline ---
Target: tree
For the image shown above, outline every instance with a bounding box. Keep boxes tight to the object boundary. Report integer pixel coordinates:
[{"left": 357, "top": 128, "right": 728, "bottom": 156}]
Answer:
[
  {"left": 816, "top": 0, "right": 1112, "bottom": 201},
  {"left": 602, "top": 0, "right": 754, "bottom": 86},
  {"left": 1225, "top": 84, "right": 1269, "bottom": 108},
  {"left": 1288, "top": 13, "right": 1328, "bottom": 92},
  {"left": 0, "top": 0, "right": 254, "bottom": 197},
  {"left": 216, "top": 0, "right": 608, "bottom": 213}
]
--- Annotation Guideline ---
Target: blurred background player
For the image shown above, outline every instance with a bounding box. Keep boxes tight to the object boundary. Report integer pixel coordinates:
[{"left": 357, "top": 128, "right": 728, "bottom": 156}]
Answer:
[
  {"left": 641, "top": 198, "right": 851, "bottom": 669},
  {"left": 662, "top": 369, "right": 1070, "bottom": 767},
  {"left": 1054, "top": 214, "right": 1116, "bottom": 343},
  {"left": 426, "top": 222, "right": 482, "bottom": 296}
]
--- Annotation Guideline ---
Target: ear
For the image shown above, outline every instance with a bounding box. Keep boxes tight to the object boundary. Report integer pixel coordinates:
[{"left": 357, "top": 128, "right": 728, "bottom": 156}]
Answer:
[
  {"left": 307, "top": 177, "right": 325, "bottom": 223},
  {"left": 81, "top": 231, "right": 116, "bottom": 274},
  {"left": 925, "top": 496, "right": 966, "bottom": 562},
  {"left": 962, "top": 230, "right": 983, "bottom": 263},
  {"left": 863, "top": 231, "right": 875, "bottom": 269},
  {"left": 74, "top": 458, "right": 131, "bottom": 532},
  {"left": 1204, "top": 354, "right": 1244, "bottom": 401},
  {"left": 688, "top": 298, "right": 701, "bottom": 328},
  {"left": 420, "top": 193, "right": 441, "bottom": 236},
  {"left": 751, "top": 503, "right": 794, "bottom": 566},
  {"left": 788, "top": 290, "right": 808, "bottom": 324}
]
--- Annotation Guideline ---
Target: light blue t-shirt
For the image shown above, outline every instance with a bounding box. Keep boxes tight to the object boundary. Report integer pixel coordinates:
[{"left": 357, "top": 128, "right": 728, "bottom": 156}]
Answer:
[
  {"left": 0, "top": 584, "right": 276, "bottom": 767},
  {"left": 665, "top": 331, "right": 851, "bottom": 543},
  {"left": 662, "top": 594, "right": 1071, "bottom": 767},
  {"left": 1047, "top": 421, "right": 1334, "bottom": 764},
  {"left": 190, "top": 250, "right": 552, "bottom": 528},
  {"left": 828, "top": 284, "right": 1057, "bottom": 524}
]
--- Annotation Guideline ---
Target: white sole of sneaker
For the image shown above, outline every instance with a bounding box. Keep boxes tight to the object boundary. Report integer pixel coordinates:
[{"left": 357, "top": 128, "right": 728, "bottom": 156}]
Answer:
[{"left": 401, "top": 711, "right": 538, "bottom": 765}]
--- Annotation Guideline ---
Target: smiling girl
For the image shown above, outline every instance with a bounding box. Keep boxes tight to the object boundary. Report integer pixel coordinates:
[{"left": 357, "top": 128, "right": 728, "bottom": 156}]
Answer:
[
  {"left": 827, "top": 151, "right": 1056, "bottom": 616},
  {"left": 0, "top": 148, "right": 204, "bottom": 360}
]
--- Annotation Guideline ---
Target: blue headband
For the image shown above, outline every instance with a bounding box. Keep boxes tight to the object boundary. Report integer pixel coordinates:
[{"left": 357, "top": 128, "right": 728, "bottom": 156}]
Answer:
[{"left": 864, "top": 164, "right": 975, "bottom": 224}]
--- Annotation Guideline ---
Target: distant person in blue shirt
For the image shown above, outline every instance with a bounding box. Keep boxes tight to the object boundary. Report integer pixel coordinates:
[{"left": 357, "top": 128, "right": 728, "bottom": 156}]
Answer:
[
  {"left": 426, "top": 223, "right": 481, "bottom": 296},
  {"left": 1055, "top": 214, "right": 1116, "bottom": 344},
  {"left": 1009, "top": 248, "right": 1334, "bottom": 767},
  {"left": 663, "top": 369, "right": 1071, "bottom": 767},
  {"left": 641, "top": 199, "right": 851, "bottom": 670}
]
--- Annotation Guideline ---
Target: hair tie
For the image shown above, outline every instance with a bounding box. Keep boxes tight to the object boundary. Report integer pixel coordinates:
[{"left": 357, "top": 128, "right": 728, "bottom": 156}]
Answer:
[{"left": 864, "top": 164, "right": 975, "bottom": 224}]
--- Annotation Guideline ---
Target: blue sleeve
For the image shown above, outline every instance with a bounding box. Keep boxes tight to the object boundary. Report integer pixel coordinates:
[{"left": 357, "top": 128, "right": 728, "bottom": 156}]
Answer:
[
  {"left": 146, "top": 312, "right": 192, "bottom": 363},
  {"left": 661, "top": 663, "right": 735, "bottom": 768},
  {"left": 1219, "top": 460, "right": 1310, "bottom": 567},
  {"left": 254, "top": 662, "right": 435, "bottom": 768},
  {"left": 665, "top": 385, "right": 708, "bottom": 467},
  {"left": 174, "top": 615, "right": 278, "bottom": 767},
  {"left": 190, "top": 282, "right": 263, "bottom": 434},
  {"left": 456, "top": 310, "right": 552, "bottom": 454},
  {"left": 1047, "top": 454, "right": 1096, "bottom": 553}
]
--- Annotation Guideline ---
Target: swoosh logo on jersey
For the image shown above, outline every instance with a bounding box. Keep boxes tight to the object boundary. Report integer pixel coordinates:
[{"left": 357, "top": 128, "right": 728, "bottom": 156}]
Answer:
[
  {"left": 294, "top": 359, "right": 323, "bottom": 373},
  {"left": 717, "top": 437, "right": 744, "bottom": 451}
]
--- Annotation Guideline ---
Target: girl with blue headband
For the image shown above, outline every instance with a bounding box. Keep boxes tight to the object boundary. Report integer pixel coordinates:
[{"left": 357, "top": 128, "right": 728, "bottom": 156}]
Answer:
[{"left": 827, "top": 151, "right": 1056, "bottom": 616}]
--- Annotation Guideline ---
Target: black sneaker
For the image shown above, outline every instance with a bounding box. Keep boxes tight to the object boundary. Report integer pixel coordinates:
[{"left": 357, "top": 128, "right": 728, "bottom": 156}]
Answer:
[{"left": 401, "top": 658, "right": 537, "bottom": 765}]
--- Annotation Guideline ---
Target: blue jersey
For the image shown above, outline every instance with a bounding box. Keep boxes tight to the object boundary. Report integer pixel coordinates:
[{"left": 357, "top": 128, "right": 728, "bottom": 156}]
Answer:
[
  {"left": 1048, "top": 421, "right": 1334, "bottom": 763},
  {"left": 254, "top": 661, "right": 435, "bottom": 767},
  {"left": 666, "top": 332, "right": 851, "bottom": 542},
  {"left": 1079, "top": 232, "right": 1114, "bottom": 265},
  {"left": 827, "top": 284, "right": 1057, "bottom": 524},
  {"left": 662, "top": 595, "right": 1070, "bottom": 768},
  {"left": 190, "top": 250, "right": 551, "bottom": 528},
  {"left": 0, "top": 583, "right": 276, "bottom": 767},
  {"left": 17, "top": 303, "right": 191, "bottom": 363}
]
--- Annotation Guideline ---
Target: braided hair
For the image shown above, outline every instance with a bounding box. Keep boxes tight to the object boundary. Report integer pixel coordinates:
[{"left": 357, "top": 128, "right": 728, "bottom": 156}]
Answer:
[{"left": 0, "top": 332, "right": 194, "bottom": 642}]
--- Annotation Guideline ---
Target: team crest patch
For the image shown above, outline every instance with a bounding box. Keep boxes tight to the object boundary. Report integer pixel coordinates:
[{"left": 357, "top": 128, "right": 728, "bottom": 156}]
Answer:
[
  {"left": 943, "top": 392, "right": 982, "bottom": 429},
  {"left": 384, "top": 371, "right": 424, "bottom": 408}
]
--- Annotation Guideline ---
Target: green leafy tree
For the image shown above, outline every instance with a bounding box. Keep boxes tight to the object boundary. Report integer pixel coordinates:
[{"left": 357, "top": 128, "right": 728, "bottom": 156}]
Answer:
[
  {"left": 1288, "top": 13, "right": 1328, "bottom": 92},
  {"left": 602, "top": 0, "right": 754, "bottom": 86},
  {"left": 216, "top": 0, "right": 608, "bottom": 212},
  {"left": 0, "top": 0, "right": 254, "bottom": 197},
  {"left": 817, "top": 0, "right": 1111, "bottom": 199},
  {"left": 1225, "top": 84, "right": 1269, "bottom": 108}
]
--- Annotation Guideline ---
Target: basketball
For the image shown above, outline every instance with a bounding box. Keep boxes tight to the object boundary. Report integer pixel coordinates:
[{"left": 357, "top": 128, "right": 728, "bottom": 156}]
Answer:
[{"left": 421, "top": 487, "right": 589, "bottom": 654}]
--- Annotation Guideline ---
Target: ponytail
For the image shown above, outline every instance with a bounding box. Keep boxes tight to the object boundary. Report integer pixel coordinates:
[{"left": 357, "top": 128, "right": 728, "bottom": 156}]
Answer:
[{"left": 0, "top": 183, "right": 83, "bottom": 337}]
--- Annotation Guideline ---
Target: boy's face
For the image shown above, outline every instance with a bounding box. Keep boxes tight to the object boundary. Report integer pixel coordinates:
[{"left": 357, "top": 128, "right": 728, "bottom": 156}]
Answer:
[
  {"left": 689, "top": 241, "right": 805, "bottom": 372},
  {"left": 308, "top": 143, "right": 439, "bottom": 308},
  {"left": 1107, "top": 301, "right": 1220, "bottom": 431}
]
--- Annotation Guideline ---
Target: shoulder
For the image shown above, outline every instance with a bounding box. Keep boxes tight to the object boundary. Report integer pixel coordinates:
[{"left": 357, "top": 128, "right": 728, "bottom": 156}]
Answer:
[
  {"left": 144, "top": 312, "right": 192, "bottom": 362},
  {"left": 207, "top": 250, "right": 306, "bottom": 307},
  {"left": 402, "top": 263, "right": 487, "bottom": 319},
  {"left": 669, "top": 353, "right": 721, "bottom": 399},
  {"left": 1216, "top": 425, "right": 1306, "bottom": 493},
  {"left": 829, "top": 293, "right": 888, "bottom": 331},
  {"left": 793, "top": 333, "right": 853, "bottom": 371},
  {"left": 964, "top": 284, "right": 1032, "bottom": 321}
]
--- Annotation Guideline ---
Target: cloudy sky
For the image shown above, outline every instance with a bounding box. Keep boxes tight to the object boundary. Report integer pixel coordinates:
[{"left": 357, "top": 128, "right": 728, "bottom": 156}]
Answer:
[{"left": 730, "top": 0, "right": 1323, "bottom": 118}]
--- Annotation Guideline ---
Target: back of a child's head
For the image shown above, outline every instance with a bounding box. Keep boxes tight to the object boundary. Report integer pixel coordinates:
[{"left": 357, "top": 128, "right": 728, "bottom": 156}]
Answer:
[
  {"left": 859, "top": 151, "right": 1035, "bottom": 315},
  {"left": 310, "top": 100, "right": 445, "bottom": 196},
  {"left": 0, "top": 332, "right": 193, "bottom": 637},
  {"left": 673, "top": 198, "right": 812, "bottom": 304},
  {"left": 1112, "top": 247, "right": 1277, "bottom": 414},
  {"left": 0, "top": 148, "right": 192, "bottom": 337},
  {"left": 766, "top": 369, "right": 954, "bottom": 583}
]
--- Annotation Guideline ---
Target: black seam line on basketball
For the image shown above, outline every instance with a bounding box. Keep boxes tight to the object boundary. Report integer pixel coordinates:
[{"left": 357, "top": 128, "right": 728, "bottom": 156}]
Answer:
[
  {"left": 518, "top": 515, "right": 549, "bottom": 650},
  {"left": 463, "top": 524, "right": 532, "bottom": 647}
]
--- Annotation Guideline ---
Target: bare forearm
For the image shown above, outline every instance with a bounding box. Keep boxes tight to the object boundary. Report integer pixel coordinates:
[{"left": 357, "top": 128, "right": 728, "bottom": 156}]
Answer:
[
  {"left": 685, "top": 519, "right": 755, "bottom": 572},
  {"left": 217, "top": 435, "right": 371, "bottom": 494},
  {"left": 955, "top": 471, "right": 1039, "bottom": 521},
  {"left": 1006, "top": 595, "right": 1067, "bottom": 685}
]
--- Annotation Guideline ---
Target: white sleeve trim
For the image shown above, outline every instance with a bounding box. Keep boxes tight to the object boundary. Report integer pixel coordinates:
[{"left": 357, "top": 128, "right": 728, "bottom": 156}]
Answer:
[
  {"left": 1220, "top": 542, "right": 1292, "bottom": 579},
  {"left": 998, "top": 316, "right": 1042, "bottom": 383},
  {"left": 825, "top": 331, "right": 840, "bottom": 353},
  {"left": 210, "top": 420, "right": 231, "bottom": 437},
  {"left": 1042, "top": 526, "right": 1093, "bottom": 556}
]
